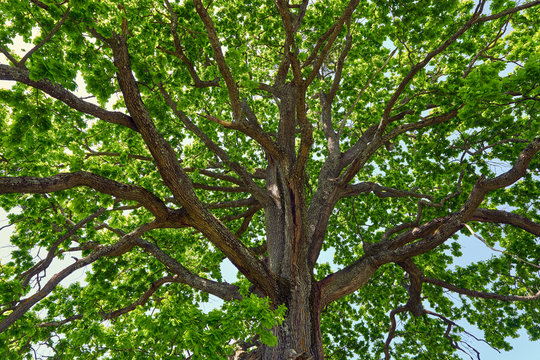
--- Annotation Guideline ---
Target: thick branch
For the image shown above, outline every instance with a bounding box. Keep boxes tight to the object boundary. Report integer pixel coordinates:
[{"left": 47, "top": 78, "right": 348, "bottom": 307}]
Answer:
[
  {"left": 318, "top": 257, "right": 377, "bottom": 308},
  {"left": 324, "top": 136, "right": 539, "bottom": 306},
  {"left": 341, "top": 182, "right": 434, "bottom": 201},
  {"left": 38, "top": 314, "right": 83, "bottom": 328},
  {"left": 372, "top": 139, "right": 539, "bottom": 263},
  {"left": 110, "top": 35, "right": 278, "bottom": 298},
  {"left": 321, "top": 136, "right": 538, "bottom": 305},
  {"left": 234, "top": 206, "right": 260, "bottom": 237},
  {"left": 0, "top": 172, "right": 169, "bottom": 218},
  {"left": 274, "top": 0, "right": 303, "bottom": 86},
  {"left": 134, "top": 238, "right": 242, "bottom": 301},
  {"left": 0, "top": 65, "right": 138, "bottom": 132},
  {"left": 382, "top": 108, "right": 461, "bottom": 145},
  {"left": 29, "top": 0, "right": 50, "bottom": 10},
  {"left": 471, "top": 208, "right": 540, "bottom": 236},
  {"left": 460, "top": 138, "right": 540, "bottom": 218}
]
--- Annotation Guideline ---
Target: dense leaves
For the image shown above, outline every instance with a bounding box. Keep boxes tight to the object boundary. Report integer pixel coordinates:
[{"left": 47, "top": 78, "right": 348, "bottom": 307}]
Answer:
[{"left": 0, "top": 0, "right": 539, "bottom": 359}]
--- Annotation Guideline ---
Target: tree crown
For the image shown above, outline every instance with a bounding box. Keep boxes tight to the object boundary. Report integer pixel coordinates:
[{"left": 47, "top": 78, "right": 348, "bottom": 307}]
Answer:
[{"left": 0, "top": 0, "right": 539, "bottom": 359}]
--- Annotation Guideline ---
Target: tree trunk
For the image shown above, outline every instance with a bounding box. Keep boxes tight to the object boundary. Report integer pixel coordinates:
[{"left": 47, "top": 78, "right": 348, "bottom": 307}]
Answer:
[
  {"left": 261, "top": 286, "right": 324, "bottom": 360},
  {"left": 252, "top": 154, "right": 325, "bottom": 360},
  {"left": 233, "top": 283, "right": 324, "bottom": 360}
]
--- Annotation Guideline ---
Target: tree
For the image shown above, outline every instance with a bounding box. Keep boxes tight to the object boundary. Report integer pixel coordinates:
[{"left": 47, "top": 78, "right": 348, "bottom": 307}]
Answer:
[{"left": 0, "top": 0, "right": 539, "bottom": 358}]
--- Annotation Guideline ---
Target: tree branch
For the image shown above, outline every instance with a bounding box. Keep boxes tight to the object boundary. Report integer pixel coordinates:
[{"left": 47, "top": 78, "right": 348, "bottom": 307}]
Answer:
[
  {"left": 193, "top": 0, "right": 242, "bottom": 120},
  {"left": 372, "top": 139, "right": 539, "bottom": 263},
  {"left": 159, "top": 87, "right": 270, "bottom": 205},
  {"left": 378, "top": 1, "right": 486, "bottom": 128},
  {"left": 338, "top": 49, "right": 397, "bottom": 137},
  {"left": 476, "top": 1, "right": 540, "bottom": 23},
  {"left": 463, "top": 223, "right": 540, "bottom": 270},
  {"left": 134, "top": 238, "right": 242, "bottom": 301},
  {"left": 460, "top": 138, "right": 540, "bottom": 218},
  {"left": 38, "top": 273, "right": 236, "bottom": 328},
  {"left": 462, "top": 14, "right": 512, "bottom": 78},
  {"left": 29, "top": 0, "right": 50, "bottom": 10},
  {"left": 470, "top": 208, "right": 540, "bottom": 237},
  {"left": 341, "top": 182, "right": 434, "bottom": 201},
  {"left": 201, "top": 111, "right": 281, "bottom": 159},
  {"left": 160, "top": 0, "right": 220, "bottom": 88},
  {"left": 38, "top": 276, "right": 180, "bottom": 327},
  {"left": 0, "top": 65, "right": 138, "bottom": 132},
  {"left": 205, "top": 197, "right": 259, "bottom": 209},
  {"left": 234, "top": 206, "right": 260, "bottom": 237},
  {"left": 0, "top": 45, "right": 19, "bottom": 66},
  {"left": 382, "top": 108, "right": 462, "bottom": 145},
  {"left": 0, "top": 172, "right": 170, "bottom": 219},
  {"left": 318, "top": 256, "right": 377, "bottom": 308},
  {"left": 193, "top": 183, "right": 248, "bottom": 193},
  {"left": 0, "top": 222, "right": 159, "bottom": 334},
  {"left": 274, "top": 0, "right": 303, "bottom": 86},
  {"left": 18, "top": 207, "right": 107, "bottom": 289},
  {"left": 385, "top": 260, "right": 504, "bottom": 359},
  {"left": 378, "top": 1, "right": 540, "bottom": 131},
  {"left": 384, "top": 305, "right": 408, "bottom": 360},
  {"left": 424, "top": 277, "right": 540, "bottom": 302},
  {"left": 110, "top": 35, "right": 278, "bottom": 298},
  {"left": 304, "top": 0, "right": 360, "bottom": 87},
  {"left": 321, "top": 139, "right": 539, "bottom": 307},
  {"left": 18, "top": 7, "right": 70, "bottom": 67},
  {"left": 339, "top": 106, "right": 461, "bottom": 186},
  {"left": 327, "top": 22, "right": 352, "bottom": 104}
]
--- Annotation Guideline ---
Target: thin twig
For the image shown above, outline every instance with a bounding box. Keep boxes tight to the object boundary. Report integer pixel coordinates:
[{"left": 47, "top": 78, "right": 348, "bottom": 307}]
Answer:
[{"left": 463, "top": 223, "right": 540, "bottom": 270}]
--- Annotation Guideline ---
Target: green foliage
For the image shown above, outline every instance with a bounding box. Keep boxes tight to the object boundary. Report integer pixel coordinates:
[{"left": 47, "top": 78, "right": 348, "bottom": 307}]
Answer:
[{"left": 0, "top": 0, "right": 538, "bottom": 358}]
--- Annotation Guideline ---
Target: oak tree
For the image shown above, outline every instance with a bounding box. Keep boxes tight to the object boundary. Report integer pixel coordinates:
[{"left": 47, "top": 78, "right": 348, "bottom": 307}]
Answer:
[{"left": 1, "top": 0, "right": 539, "bottom": 359}]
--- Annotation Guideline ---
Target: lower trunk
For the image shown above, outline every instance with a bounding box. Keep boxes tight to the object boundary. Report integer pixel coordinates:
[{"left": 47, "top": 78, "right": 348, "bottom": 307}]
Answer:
[
  {"left": 233, "top": 284, "right": 324, "bottom": 360},
  {"left": 263, "top": 290, "right": 323, "bottom": 360}
]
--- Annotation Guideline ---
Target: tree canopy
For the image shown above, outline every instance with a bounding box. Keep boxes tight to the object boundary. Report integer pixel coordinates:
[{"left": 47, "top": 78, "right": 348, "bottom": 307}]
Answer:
[{"left": 0, "top": 0, "right": 539, "bottom": 359}]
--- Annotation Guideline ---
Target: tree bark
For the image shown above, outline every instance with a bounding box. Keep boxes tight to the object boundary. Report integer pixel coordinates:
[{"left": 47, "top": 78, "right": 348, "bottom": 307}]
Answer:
[
  {"left": 256, "top": 156, "right": 326, "bottom": 360},
  {"left": 261, "top": 287, "right": 324, "bottom": 360}
]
